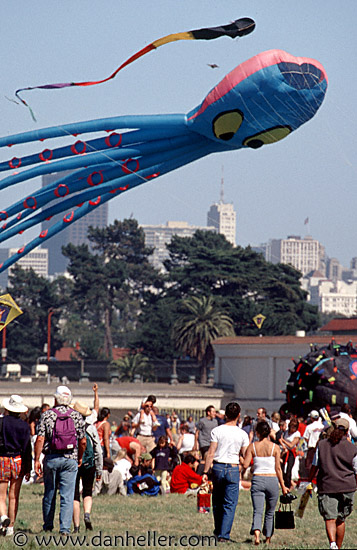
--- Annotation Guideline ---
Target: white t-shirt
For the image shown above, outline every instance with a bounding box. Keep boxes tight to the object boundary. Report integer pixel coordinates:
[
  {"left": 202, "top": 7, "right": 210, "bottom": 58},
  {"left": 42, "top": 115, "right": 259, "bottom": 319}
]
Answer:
[
  {"left": 211, "top": 424, "right": 249, "bottom": 464},
  {"left": 178, "top": 433, "right": 195, "bottom": 454},
  {"left": 304, "top": 419, "right": 324, "bottom": 448},
  {"left": 284, "top": 430, "right": 300, "bottom": 444},
  {"left": 113, "top": 458, "right": 132, "bottom": 481},
  {"left": 133, "top": 411, "right": 153, "bottom": 436}
]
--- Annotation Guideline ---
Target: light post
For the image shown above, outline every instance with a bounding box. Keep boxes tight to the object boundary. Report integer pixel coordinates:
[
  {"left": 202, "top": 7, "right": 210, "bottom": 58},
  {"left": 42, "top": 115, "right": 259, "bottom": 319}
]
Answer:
[
  {"left": 1, "top": 327, "right": 6, "bottom": 362},
  {"left": 47, "top": 308, "right": 55, "bottom": 362}
]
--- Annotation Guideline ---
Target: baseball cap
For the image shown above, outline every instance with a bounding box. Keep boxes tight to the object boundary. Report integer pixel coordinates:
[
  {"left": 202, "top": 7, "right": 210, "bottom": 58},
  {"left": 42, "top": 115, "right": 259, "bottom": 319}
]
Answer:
[
  {"left": 309, "top": 410, "right": 319, "bottom": 419},
  {"left": 140, "top": 453, "right": 152, "bottom": 461},
  {"left": 334, "top": 418, "right": 349, "bottom": 431}
]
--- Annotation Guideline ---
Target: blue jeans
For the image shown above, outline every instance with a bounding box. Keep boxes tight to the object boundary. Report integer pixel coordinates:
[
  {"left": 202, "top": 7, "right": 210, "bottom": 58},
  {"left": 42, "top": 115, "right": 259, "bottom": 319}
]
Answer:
[
  {"left": 43, "top": 455, "right": 78, "bottom": 533},
  {"left": 250, "top": 476, "right": 279, "bottom": 538},
  {"left": 211, "top": 463, "right": 240, "bottom": 540}
]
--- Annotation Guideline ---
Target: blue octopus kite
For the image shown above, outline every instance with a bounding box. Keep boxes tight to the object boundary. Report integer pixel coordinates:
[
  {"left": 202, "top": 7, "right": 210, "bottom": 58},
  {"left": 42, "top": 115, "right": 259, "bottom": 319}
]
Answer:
[{"left": 0, "top": 18, "right": 327, "bottom": 272}]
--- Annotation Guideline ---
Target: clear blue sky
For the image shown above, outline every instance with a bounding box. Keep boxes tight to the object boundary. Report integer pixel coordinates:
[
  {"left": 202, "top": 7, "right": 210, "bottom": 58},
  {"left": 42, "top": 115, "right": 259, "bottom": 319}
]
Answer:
[{"left": 1, "top": 1, "right": 356, "bottom": 266}]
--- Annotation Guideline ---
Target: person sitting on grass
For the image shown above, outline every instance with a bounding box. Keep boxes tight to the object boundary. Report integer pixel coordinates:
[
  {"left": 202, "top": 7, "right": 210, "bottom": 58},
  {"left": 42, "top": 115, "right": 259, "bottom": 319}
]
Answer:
[{"left": 170, "top": 454, "right": 207, "bottom": 494}]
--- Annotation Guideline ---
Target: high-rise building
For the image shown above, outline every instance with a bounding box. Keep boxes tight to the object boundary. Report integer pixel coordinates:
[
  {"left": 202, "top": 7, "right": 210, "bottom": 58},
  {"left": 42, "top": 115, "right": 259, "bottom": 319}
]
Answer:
[
  {"left": 142, "top": 221, "right": 216, "bottom": 270},
  {"left": 41, "top": 172, "right": 108, "bottom": 275},
  {"left": 268, "top": 235, "right": 325, "bottom": 276},
  {"left": 207, "top": 175, "right": 236, "bottom": 246},
  {"left": 8, "top": 247, "right": 48, "bottom": 278}
]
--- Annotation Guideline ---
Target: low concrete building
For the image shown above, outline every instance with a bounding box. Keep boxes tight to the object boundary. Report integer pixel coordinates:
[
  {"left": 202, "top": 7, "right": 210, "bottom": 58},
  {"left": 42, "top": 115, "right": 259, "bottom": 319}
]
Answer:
[{"left": 212, "top": 335, "right": 346, "bottom": 416}]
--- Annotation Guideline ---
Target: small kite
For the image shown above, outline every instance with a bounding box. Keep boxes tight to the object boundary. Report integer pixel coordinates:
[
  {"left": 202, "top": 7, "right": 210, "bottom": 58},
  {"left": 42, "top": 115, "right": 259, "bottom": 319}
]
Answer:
[
  {"left": 253, "top": 314, "right": 266, "bottom": 329},
  {"left": 0, "top": 30, "right": 327, "bottom": 273},
  {"left": 0, "top": 294, "right": 23, "bottom": 331}
]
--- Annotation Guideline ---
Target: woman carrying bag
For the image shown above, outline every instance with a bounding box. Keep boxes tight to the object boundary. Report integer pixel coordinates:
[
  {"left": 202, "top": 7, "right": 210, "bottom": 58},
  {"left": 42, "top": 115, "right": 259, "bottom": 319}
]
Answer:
[{"left": 243, "top": 421, "right": 288, "bottom": 546}]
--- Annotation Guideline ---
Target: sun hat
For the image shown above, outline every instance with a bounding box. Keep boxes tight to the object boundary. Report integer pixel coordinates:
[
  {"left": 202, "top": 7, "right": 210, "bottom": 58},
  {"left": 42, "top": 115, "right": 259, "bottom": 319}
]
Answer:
[
  {"left": 2, "top": 394, "right": 28, "bottom": 413},
  {"left": 72, "top": 401, "right": 92, "bottom": 417},
  {"left": 309, "top": 410, "right": 319, "bottom": 419},
  {"left": 333, "top": 417, "right": 349, "bottom": 431}
]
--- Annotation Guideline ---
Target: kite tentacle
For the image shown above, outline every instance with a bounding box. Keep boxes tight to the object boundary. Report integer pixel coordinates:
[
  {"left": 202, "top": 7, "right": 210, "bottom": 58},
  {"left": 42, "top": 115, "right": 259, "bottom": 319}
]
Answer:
[
  {"left": 0, "top": 133, "right": 202, "bottom": 231},
  {"left": 0, "top": 115, "right": 187, "bottom": 148},
  {"left": 0, "top": 142, "right": 214, "bottom": 273},
  {"left": 0, "top": 124, "right": 192, "bottom": 175},
  {"left": 0, "top": 138, "right": 215, "bottom": 244}
]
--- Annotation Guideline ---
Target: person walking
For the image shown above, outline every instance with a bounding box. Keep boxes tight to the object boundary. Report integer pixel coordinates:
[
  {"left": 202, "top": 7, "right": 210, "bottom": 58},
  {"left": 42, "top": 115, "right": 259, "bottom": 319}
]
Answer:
[
  {"left": 303, "top": 410, "right": 324, "bottom": 472},
  {"left": 72, "top": 401, "right": 103, "bottom": 533},
  {"left": 0, "top": 395, "right": 31, "bottom": 537},
  {"left": 203, "top": 402, "right": 248, "bottom": 543},
  {"left": 34, "top": 386, "right": 86, "bottom": 535},
  {"left": 194, "top": 406, "right": 218, "bottom": 459},
  {"left": 309, "top": 417, "right": 357, "bottom": 550},
  {"left": 243, "top": 420, "right": 288, "bottom": 545}
]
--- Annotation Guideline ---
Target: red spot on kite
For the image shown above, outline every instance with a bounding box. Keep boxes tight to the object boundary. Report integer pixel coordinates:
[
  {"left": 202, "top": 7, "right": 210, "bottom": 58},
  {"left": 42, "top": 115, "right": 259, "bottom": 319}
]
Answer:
[
  {"left": 87, "top": 171, "right": 103, "bottom": 187},
  {"left": 122, "top": 158, "right": 139, "bottom": 174},
  {"left": 9, "top": 157, "right": 21, "bottom": 169},
  {"left": 54, "top": 184, "right": 69, "bottom": 198},
  {"left": 71, "top": 140, "right": 86, "bottom": 155},
  {"left": 89, "top": 197, "right": 101, "bottom": 206},
  {"left": 39, "top": 149, "right": 53, "bottom": 162},
  {"left": 63, "top": 212, "right": 74, "bottom": 223},
  {"left": 105, "top": 133, "right": 122, "bottom": 148}
]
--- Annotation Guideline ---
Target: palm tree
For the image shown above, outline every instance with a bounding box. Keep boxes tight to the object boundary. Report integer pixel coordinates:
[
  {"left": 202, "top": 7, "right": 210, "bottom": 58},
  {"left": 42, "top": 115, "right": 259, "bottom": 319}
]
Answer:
[
  {"left": 109, "top": 352, "right": 154, "bottom": 382},
  {"left": 172, "top": 295, "right": 235, "bottom": 384}
]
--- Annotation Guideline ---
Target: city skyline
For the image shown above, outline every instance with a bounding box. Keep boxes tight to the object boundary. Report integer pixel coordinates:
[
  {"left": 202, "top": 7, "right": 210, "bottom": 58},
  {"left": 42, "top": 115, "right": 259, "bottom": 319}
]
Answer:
[{"left": 0, "top": 1, "right": 356, "bottom": 268}]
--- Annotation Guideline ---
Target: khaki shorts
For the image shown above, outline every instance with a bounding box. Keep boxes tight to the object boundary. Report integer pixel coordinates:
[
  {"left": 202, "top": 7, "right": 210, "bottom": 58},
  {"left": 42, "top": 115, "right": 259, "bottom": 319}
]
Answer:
[{"left": 318, "top": 492, "right": 355, "bottom": 521}]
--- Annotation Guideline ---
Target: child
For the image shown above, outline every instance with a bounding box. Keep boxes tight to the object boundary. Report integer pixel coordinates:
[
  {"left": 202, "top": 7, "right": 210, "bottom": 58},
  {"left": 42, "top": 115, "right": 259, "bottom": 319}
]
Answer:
[{"left": 150, "top": 436, "right": 174, "bottom": 494}]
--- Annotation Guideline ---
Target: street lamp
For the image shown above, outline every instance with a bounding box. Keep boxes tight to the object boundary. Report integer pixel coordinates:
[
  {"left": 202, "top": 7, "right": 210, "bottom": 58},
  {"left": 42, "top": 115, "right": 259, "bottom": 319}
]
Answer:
[{"left": 47, "top": 308, "right": 55, "bottom": 362}]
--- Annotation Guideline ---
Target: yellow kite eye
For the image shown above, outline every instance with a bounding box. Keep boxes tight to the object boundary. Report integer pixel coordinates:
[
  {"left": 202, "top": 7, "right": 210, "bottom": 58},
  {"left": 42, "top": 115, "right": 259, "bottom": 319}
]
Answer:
[
  {"left": 213, "top": 110, "right": 244, "bottom": 141},
  {"left": 243, "top": 126, "right": 291, "bottom": 149}
]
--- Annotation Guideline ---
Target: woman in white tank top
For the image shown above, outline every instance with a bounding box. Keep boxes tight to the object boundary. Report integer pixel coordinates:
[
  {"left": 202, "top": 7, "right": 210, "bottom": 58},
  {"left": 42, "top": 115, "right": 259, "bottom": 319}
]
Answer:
[{"left": 243, "top": 420, "right": 288, "bottom": 545}]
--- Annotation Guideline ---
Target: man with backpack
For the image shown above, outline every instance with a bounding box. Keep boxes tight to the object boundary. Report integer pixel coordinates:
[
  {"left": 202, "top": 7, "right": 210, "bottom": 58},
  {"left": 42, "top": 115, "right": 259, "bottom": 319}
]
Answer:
[{"left": 34, "top": 386, "right": 86, "bottom": 535}]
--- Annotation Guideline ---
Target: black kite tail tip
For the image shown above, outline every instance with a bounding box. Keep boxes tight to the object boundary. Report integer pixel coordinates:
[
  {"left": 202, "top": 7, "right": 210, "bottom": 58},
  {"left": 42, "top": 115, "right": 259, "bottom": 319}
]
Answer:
[{"left": 233, "top": 17, "right": 256, "bottom": 37}]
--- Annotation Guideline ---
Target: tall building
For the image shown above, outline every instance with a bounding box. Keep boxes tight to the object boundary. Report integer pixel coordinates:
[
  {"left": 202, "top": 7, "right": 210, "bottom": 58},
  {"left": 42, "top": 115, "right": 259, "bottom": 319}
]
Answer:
[
  {"left": 41, "top": 173, "right": 108, "bottom": 275},
  {"left": 142, "top": 221, "right": 216, "bottom": 270},
  {"left": 207, "top": 176, "right": 236, "bottom": 246},
  {"left": 268, "top": 235, "right": 325, "bottom": 276},
  {"left": 8, "top": 247, "right": 48, "bottom": 278}
]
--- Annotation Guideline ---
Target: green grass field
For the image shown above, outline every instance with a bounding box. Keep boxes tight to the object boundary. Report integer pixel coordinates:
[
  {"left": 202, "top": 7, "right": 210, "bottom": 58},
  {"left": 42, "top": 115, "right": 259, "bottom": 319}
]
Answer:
[{"left": 1, "top": 485, "right": 357, "bottom": 549}]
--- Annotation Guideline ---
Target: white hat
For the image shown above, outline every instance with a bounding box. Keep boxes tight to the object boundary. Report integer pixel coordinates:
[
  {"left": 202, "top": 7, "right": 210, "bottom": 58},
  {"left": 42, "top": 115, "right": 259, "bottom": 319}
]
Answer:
[
  {"left": 309, "top": 410, "right": 319, "bottom": 419},
  {"left": 54, "top": 385, "right": 72, "bottom": 405},
  {"left": 2, "top": 394, "right": 28, "bottom": 413}
]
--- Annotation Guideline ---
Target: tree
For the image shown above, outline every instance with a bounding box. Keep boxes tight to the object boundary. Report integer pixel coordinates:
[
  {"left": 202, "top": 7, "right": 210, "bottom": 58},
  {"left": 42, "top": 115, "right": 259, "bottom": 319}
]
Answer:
[
  {"left": 62, "top": 219, "right": 161, "bottom": 359},
  {"left": 6, "top": 266, "right": 63, "bottom": 364},
  {"left": 172, "top": 295, "right": 235, "bottom": 384},
  {"left": 165, "top": 231, "right": 319, "bottom": 336},
  {"left": 109, "top": 352, "right": 154, "bottom": 382}
]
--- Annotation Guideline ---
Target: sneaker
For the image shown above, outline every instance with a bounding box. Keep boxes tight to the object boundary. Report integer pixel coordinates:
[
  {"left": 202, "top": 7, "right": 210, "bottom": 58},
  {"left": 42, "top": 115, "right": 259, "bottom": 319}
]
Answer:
[
  {"left": 330, "top": 544, "right": 338, "bottom": 550},
  {"left": 73, "top": 526, "right": 80, "bottom": 534},
  {"left": 5, "top": 527, "right": 14, "bottom": 537},
  {"left": 0, "top": 517, "right": 10, "bottom": 536},
  {"left": 84, "top": 513, "right": 93, "bottom": 531}
]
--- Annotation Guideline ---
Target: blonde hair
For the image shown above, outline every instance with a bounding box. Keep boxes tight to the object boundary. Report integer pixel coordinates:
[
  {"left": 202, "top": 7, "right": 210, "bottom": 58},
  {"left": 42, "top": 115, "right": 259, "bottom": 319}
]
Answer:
[{"left": 113, "top": 449, "right": 127, "bottom": 462}]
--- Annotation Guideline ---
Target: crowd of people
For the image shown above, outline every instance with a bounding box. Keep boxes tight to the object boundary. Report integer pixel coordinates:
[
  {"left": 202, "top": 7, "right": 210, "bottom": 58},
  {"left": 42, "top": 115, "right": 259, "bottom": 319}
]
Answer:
[{"left": 0, "top": 386, "right": 356, "bottom": 549}]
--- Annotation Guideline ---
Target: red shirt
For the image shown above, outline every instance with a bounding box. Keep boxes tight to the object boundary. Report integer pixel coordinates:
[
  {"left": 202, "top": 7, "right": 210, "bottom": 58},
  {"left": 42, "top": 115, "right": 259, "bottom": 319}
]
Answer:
[
  {"left": 170, "top": 463, "right": 203, "bottom": 494},
  {"left": 116, "top": 436, "right": 140, "bottom": 457}
]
